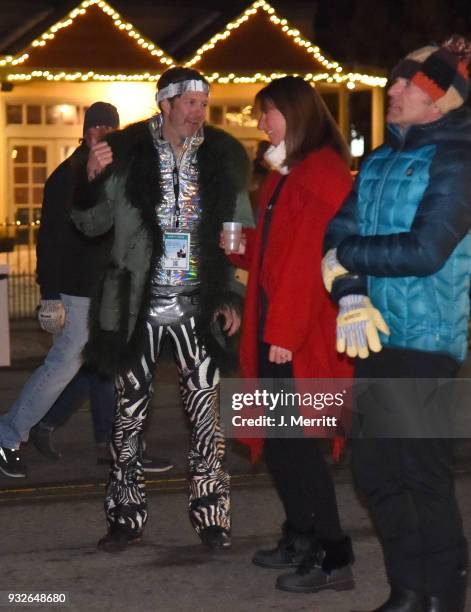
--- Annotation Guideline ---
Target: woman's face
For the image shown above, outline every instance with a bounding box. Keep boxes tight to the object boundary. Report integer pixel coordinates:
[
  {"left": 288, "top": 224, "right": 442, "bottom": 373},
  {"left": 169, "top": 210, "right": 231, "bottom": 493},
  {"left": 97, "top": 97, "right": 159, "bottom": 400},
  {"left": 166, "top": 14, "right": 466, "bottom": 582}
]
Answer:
[{"left": 257, "top": 101, "right": 286, "bottom": 146}]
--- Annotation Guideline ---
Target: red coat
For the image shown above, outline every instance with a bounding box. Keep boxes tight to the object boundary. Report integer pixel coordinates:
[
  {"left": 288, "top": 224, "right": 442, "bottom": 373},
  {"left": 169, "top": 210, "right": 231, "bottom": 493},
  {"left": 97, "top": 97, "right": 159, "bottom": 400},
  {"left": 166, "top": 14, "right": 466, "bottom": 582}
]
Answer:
[{"left": 230, "top": 147, "right": 354, "bottom": 459}]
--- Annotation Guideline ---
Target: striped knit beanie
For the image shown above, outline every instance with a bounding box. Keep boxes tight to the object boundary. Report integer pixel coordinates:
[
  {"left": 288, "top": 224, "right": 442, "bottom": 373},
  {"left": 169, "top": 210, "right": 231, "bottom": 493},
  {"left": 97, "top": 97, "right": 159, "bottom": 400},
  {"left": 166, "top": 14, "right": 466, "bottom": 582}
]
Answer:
[{"left": 392, "top": 35, "right": 471, "bottom": 113}]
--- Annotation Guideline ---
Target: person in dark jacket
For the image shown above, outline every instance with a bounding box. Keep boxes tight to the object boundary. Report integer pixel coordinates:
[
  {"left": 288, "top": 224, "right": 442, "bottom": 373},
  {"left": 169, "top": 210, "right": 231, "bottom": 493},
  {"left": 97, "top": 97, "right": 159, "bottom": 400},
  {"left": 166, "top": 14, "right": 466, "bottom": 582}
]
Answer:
[
  {"left": 322, "top": 36, "right": 471, "bottom": 612},
  {"left": 0, "top": 103, "right": 122, "bottom": 477},
  {"left": 72, "top": 67, "right": 252, "bottom": 554}
]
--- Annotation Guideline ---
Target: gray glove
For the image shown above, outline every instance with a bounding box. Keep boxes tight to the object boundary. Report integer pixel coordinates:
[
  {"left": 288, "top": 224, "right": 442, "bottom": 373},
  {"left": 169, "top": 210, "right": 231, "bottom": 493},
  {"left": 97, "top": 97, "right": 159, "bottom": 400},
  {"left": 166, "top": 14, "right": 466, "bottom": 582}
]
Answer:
[{"left": 38, "top": 300, "right": 65, "bottom": 334}]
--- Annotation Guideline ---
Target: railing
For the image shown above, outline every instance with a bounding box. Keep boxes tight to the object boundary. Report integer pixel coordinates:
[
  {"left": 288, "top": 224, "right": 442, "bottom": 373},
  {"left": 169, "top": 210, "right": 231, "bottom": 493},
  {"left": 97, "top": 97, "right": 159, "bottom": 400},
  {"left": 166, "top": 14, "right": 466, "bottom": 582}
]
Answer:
[
  {"left": 8, "top": 272, "right": 39, "bottom": 319},
  {"left": 0, "top": 221, "right": 39, "bottom": 319}
]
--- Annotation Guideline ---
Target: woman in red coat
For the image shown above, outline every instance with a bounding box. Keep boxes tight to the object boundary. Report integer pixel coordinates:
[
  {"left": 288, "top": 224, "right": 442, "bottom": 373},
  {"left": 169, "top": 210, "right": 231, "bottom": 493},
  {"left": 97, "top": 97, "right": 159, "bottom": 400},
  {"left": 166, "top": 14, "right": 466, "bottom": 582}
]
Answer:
[{"left": 222, "top": 77, "right": 354, "bottom": 594}]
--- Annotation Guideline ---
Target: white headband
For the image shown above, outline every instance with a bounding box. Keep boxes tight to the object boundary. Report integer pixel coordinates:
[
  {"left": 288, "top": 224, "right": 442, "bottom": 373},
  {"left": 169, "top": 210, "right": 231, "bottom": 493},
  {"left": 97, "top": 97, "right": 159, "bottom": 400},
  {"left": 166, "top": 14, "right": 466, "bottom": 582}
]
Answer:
[{"left": 156, "top": 79, "right": 209, "bottom": 103}]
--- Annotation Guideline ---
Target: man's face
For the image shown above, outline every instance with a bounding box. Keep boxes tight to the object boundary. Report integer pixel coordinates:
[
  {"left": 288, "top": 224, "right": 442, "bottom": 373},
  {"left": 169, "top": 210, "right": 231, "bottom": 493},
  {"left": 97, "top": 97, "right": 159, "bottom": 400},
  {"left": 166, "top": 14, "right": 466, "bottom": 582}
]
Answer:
[
  {"left": 84, "top": 125, "right": 115, "bottom": 148},
  {"left": 161, "top": 90, "right": 208, "bottom": 141},
  {"left": 386, "top": 78, "right": 442, "bottom": 127}
]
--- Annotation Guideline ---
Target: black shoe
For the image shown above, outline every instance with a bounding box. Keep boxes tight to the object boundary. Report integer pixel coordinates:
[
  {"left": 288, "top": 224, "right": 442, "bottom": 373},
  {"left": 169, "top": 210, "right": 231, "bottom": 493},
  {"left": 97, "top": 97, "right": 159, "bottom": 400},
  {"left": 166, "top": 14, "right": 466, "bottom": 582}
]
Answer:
[
  {"left": 424, "top": 597, "right": 452, "bottom": 612},
  {"left": 276, "top": 535, "right": 355, "bottom": 593},
  {"left": 97, "top": 527, "right": 142, "bottom": 553},
  {"left": 0, "top": 446, "right": 27, "bottom": 478},
  {"left": 252, "top": 522, "right": 312, "bottom": 569},
  {"left": 424, "top": 566, "right": 468, "bottom": 612},
  {"left": 352, "top": 586, "right": 426, "bottom": 612},
  {"left": 30, "top": 424, "right": 61, "bottom": 462},
  {"left": 142, "top": 455, "right": 174, "bottom": 473},
  {"left": 200, "top": 526, "right": 231, "bottom": 551}
]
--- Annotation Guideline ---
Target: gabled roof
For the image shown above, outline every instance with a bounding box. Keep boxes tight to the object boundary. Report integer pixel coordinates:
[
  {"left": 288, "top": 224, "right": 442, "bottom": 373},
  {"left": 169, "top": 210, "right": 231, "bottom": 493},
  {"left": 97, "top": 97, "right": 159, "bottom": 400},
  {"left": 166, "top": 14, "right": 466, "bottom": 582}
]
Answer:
[
  {"left": 185, "top": 0, "right": 386, "bottom": 88},
  {"left": 0, "top": 0, "right": 175, "bottom": 82}
]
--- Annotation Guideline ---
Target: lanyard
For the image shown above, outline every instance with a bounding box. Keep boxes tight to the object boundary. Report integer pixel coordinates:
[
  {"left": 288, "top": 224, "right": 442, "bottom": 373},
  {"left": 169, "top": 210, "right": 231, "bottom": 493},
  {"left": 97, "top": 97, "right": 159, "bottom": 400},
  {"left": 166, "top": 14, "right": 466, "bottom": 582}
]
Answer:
[{"left": 172, "top": 167, "right": 180, "bottom": 228}]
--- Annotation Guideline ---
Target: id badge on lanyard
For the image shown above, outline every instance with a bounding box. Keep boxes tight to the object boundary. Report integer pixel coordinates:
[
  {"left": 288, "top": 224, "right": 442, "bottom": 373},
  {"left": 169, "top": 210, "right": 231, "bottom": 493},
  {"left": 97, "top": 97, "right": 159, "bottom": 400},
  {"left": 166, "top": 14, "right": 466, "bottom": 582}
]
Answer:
[{"left": 163, "top": 231, "right": 190, "bottom": 270}]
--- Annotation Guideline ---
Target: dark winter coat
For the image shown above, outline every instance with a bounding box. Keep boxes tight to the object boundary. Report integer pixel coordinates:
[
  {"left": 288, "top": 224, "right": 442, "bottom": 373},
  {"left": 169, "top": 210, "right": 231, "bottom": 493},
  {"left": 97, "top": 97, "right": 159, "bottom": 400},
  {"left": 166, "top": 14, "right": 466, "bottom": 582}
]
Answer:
[
  {"left": 72, "top": 120, "right": 250, "bottom": 376},
  {"left": 36, "top": 144, "right": 112, "bottom": 299}
]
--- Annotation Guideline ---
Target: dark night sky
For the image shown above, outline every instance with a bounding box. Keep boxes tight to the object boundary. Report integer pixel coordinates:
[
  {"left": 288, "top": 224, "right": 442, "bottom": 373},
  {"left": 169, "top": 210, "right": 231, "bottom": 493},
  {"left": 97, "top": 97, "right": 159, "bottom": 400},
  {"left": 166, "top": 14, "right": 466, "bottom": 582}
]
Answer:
[{"left": 315, "top": 0, "right": 471, "bottom": 70}]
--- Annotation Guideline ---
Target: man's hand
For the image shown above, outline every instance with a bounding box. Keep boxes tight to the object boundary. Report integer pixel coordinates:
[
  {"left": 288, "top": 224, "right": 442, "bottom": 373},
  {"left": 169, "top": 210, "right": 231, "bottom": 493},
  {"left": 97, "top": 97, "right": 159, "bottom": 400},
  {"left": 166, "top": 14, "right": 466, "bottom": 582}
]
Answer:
[
  {"left": 87, "top": 141, "right": 113, "bottom": 181},
  {"left": 38, "top": 300, "right": 66, "bottom": 334},
  {"left": 336, "top": 295, "right": 390, "bottom": 359},
  {"left": 214, "top": 306, "right": 240, "bottom": 336},
  {"left": 269, "top": 345, "right": 293, "bottom": 364},
  {"left": 321, "top": 248, "right": 349, "bottom": 293}
]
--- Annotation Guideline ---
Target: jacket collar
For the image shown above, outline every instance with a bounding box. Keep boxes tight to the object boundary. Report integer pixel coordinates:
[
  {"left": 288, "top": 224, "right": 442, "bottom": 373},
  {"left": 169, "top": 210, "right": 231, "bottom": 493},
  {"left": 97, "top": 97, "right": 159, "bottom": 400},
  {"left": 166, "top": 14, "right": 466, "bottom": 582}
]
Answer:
[{"left": 386, "top": 105, "right": 471, "bottom": 150}]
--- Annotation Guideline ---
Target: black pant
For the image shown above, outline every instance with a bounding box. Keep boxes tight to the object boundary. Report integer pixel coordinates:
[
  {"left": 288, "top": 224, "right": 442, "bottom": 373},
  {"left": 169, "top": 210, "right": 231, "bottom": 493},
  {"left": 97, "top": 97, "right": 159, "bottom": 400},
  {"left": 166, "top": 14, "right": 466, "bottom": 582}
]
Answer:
[
  {"left": 352, "top": 348, "right": 467, "bottom": 597},
  {"left": 42, "top": 367, "right": 115, "bottom": 444},
  {"left": 258, "top": 342, "right": 343, "bottom": 540}
]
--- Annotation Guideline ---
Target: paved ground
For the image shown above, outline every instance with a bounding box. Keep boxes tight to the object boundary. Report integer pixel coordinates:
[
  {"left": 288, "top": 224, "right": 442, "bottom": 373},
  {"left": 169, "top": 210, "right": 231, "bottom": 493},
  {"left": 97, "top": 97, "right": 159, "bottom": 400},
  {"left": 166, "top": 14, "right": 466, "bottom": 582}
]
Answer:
[{"left": 1, "top": 320, "right": 471, "bottom": 611}]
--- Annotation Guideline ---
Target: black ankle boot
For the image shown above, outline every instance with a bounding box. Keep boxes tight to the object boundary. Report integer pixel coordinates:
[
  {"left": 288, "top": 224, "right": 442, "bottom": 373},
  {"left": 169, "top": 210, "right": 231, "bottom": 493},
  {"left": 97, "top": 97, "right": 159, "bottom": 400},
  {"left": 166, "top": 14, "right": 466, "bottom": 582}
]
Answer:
[
  {"left": 30, "top": 423, "right": 61, "bottom": 462},
  {"left": 97, "top": 526, "right": 142, "bottom": 553},
  {"left": 352, "top": 585, "right": 426, "bottom": 612},
  {"left": 276, "top": 535, "right": 355, "bottom": 593},
  {"left": 424, "top": 565, "right": 468, "bottom": 612},
  {"left": 252, "top": 523, "right": 312, "bottom": 569},
  {"left": 200, "top": 526, "right": 231, "bottom": 551}
]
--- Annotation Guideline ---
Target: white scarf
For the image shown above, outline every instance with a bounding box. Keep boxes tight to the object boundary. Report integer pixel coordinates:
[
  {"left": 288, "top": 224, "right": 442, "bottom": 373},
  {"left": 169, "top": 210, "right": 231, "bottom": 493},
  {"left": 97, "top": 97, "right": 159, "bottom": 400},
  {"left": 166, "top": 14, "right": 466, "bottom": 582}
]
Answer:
[{"left": 264, "top": 140, "right": 289, "bottom": 175}]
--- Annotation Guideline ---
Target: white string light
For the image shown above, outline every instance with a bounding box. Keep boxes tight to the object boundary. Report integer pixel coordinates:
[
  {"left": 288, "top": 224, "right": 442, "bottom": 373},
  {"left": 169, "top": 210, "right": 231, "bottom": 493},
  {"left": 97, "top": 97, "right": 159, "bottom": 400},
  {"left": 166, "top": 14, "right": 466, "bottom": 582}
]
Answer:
[
  {"left": 184, "top": 0, "right": 386, "bottom": 88},
  {"left": 0, "top": 0, "right": 175, "bottom": 76}
]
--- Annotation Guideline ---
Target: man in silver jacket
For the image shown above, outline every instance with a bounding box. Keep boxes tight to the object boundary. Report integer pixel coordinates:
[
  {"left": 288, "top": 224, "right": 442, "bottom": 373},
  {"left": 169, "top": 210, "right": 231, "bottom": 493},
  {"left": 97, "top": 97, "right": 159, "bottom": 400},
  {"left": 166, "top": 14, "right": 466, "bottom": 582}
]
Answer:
[{"left": 74, "top": 67, "right": 252, "bottom": 553}]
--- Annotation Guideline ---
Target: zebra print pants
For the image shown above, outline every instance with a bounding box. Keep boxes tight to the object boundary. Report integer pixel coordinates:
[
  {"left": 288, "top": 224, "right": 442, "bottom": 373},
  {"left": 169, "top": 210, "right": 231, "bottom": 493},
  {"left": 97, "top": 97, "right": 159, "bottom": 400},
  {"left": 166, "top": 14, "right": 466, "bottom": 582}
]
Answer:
[{"left": 104, "top": 316, "right": 230, "bottom": 538}]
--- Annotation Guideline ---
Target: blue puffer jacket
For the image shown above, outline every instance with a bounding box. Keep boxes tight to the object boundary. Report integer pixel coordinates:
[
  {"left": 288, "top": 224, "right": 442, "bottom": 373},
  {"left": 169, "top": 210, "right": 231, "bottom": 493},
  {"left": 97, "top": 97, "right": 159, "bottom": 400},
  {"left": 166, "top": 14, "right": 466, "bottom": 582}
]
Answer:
[{"left": 324, "top": 106, "right": 471, "bottom": 363}]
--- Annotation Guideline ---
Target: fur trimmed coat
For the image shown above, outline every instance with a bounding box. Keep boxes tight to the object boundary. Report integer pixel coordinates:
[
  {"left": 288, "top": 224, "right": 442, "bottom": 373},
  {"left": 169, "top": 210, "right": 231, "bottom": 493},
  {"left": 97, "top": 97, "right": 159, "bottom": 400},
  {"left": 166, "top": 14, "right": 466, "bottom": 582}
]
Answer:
[{"left": 72, "top": 119, "right": 249, "bottom": 376}]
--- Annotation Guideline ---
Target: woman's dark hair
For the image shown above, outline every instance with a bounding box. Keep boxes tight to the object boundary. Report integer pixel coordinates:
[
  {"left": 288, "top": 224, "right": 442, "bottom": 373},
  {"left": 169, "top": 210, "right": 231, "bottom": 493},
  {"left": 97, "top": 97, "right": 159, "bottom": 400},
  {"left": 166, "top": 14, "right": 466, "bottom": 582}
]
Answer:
[{"left": 255, "top": 76, "right": 351, "bottom": 168}]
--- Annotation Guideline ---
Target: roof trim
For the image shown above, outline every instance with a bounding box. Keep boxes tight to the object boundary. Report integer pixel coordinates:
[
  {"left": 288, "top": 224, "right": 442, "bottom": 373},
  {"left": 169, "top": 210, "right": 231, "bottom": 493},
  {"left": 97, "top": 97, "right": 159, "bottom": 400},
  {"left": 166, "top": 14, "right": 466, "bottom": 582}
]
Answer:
[
  {"left": 0, "top": 0, "right": 175, "bottom": 79},
  {"left": 184, "top": 0, "right": 386, "bottom": 88}
]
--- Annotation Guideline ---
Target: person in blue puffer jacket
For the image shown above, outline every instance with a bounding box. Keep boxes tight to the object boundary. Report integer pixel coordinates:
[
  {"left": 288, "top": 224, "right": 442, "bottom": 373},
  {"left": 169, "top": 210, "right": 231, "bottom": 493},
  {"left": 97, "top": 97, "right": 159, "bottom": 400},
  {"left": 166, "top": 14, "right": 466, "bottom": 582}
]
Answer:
[{"left": 322, "top": 36, "right": 471, "bottom": 612}]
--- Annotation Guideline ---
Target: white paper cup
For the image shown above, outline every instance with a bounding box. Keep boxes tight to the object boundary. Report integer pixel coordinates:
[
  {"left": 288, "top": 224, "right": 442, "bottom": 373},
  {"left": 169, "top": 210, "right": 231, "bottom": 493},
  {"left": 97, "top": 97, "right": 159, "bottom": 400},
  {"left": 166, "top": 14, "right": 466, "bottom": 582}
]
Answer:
[{"left": 223, "top": 222, "right": 242, "bottom": 252}]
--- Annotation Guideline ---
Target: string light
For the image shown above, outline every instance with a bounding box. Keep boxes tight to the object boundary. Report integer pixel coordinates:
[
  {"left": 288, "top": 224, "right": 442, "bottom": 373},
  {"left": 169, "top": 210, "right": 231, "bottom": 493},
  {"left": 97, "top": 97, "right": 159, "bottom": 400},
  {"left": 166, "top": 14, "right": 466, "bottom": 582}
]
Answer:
[
  {"left": 0, "top": 0, "right": 174, "bottom": 76},
  {"left": 6, "top": 71, "right": 162, "bottom": 82},
  {"left": 185, "top": 0, "right": 386, "bottom": 88},
  {"left": 0, "top": 0, "right": 386, "bottom": 88}
]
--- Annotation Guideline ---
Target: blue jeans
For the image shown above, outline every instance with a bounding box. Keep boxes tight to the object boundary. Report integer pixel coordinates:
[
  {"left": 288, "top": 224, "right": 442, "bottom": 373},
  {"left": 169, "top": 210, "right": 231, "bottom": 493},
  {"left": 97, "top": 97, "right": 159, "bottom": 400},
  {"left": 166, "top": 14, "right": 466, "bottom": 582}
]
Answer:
[
  {"left": 41, "top": 367, "right": 116, "bottom": 444},
  {"left": 0, "top": 294, "right": 90, "bottom": 449}
]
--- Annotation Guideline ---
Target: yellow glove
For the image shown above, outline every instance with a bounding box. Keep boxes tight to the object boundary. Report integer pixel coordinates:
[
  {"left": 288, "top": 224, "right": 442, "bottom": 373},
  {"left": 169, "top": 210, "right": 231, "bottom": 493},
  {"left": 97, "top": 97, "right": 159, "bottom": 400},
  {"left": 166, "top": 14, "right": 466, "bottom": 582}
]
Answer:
[
  {"left": 337, "top": 295, "right": 390, "bottom": 359},
  {"left": 321, "top": 249, "right": 349, "bottom": 293}
]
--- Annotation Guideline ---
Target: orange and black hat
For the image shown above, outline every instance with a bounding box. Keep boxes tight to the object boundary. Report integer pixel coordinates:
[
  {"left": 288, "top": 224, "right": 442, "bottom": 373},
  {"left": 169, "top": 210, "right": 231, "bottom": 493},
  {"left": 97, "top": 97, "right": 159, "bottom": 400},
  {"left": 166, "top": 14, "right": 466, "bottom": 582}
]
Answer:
[{"left": 391, "top": 35, "right": 471, "bottom": 113}]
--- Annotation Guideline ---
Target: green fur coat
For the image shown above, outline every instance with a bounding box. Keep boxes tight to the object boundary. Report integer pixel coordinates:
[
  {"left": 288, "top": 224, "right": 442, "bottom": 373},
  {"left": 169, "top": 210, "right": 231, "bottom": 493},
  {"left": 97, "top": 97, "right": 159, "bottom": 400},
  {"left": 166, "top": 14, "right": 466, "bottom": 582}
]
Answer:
[{"left": 72, "top": 119, "right": 250, "bottom": 376}]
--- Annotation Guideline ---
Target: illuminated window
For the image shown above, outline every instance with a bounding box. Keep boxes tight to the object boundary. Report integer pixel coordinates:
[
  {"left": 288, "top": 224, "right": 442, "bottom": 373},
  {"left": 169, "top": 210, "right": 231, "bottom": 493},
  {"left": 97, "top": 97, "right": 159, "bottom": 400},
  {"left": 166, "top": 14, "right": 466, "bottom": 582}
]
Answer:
[
  {"left": 10, "top": 143, "right": 48, "bottom": 245},
  {"left": 225, "top": 105, "right": 257, "bottom": 128},
  {"left": 208, "top": 104, "right": 257, "bottom": 128},
  {"left": 6, "top": 103, "right": 85, "bottom": 125},
  {"left": 6, "top": 105, "right": 22, "bottom": 125},
  {"left": 26, "top": 105, "right": 42, "bottom": 124},
  {"left": 46, "top": 104, "right": 79, "bottom": 125}
]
